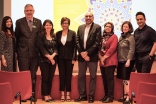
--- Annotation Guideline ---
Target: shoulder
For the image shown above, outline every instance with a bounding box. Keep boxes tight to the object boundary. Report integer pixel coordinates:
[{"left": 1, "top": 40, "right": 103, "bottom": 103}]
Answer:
[
  {"left": 0, "top": 31, "right": 5, "bottom": 36},
  {"left": 56, "top": 30, "right": 62, "bottom": 35},
  {"left": 112, "top": 34, "right": 118, "bottom": 38},
  {"left": 93, "top": 23, "right": 101, "bottom": 27},
  {"left": 33, "top": 17, "right": 41, "bottom": 21},
  {"left": 146, "top": 25, "right": 155, "bottom": 32},
  {"left": 69, "top": 29, "right": 76, "bottom": 34},
  {"left": 16, "top": 17, "right": 25, "bottom": 23},
  {"left": 126, "top": 34, "right": 135, "bottom": 41}
]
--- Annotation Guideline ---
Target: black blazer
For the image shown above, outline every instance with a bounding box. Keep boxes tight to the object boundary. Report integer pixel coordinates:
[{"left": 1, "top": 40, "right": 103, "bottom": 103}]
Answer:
[
  {"left": 37, "top": 34, "right": 58, "bottom": 63},
  {"left": 56, "top": 29, "right": 77, "bottom": 60},
  {"left": 76, "top": 22, "right": 101, "bottom": 62},
  {"left": 15, "top": 17, "right": 42, "bottom": 58}
]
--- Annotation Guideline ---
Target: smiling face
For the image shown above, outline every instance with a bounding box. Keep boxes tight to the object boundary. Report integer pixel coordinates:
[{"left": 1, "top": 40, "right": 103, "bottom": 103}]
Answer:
[
  {"left": 6, "top": 18, "right": 12, "bottom": 28},
  {"left": 104, "top": 23, "right": 112, "bottom": 33},
  {"left": 61, "top": 20, "right": 69, "bottom": 30},
  {"left": 122, "top": 23, "right": 130, "bottom": 34},
  {"left": 44, "top": 22, "right": 53, "bottom": 33},
  {"left": 136, "top": 15, "right": 146, "bottom": 28},
  {"left": 85, "top": 12, "right": 94, "bottom": 25},
  {"left": 24, "top": 4, "right": 34, "bottom": 20}
]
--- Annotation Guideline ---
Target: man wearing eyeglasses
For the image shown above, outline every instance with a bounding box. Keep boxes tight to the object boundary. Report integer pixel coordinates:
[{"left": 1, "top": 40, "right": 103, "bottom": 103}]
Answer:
[
  {"left": 134, "top": 11, "right": 156, "bottom": 73},
  {"left": 75, "top": 12, "right": 101, "bottom": 103},
  {"left": 15, "top": 4, "right": 42, "bottom": 102}
]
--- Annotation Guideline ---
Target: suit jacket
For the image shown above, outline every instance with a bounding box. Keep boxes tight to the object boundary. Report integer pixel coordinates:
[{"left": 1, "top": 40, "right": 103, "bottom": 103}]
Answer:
[
  {"left": 56, "top": 29, "right": 77, "bottom": 60},
  {"left": 15, "top": 17, "right": 42, "bottom": 58},
  {"left": 76, "top": 22, "right": 101, "bottom": 62}
]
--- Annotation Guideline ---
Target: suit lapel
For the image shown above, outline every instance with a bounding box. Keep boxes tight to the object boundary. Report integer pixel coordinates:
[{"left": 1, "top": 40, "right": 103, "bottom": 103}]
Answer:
[
  {"left": 87, "top": 23, "right": 94, "bottom": 40},
  {"left": 22, "top": 17, "right": 31, "bottom": 32},
  {"left": 81, "top": 25, "right": 86, "bottom": 42},
  {"left": 32, "top": 18, "right": 38, "bottom": 33}
]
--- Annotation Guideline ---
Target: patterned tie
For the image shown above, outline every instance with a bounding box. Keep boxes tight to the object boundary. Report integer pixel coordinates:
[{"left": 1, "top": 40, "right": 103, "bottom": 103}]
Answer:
[{"left": 28, "top": 20, "right": 32, "bottom": 31}]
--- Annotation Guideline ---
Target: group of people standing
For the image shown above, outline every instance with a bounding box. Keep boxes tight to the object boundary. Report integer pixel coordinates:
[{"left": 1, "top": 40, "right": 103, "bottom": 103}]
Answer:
[{"left": 0, "top": 3, "right": 156, "bottom": 104}]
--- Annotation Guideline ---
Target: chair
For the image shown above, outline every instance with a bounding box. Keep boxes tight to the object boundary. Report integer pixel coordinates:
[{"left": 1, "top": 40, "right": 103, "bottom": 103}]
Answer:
[
  {"left": 136, "top": 82, "right": 156, "bottom": 104},
  {"left": 129, "top": 72, "right": 156, "bottom": 102},
  {"left": 0, "top": 71, "right": 33, "bottom": 104},
  {"left": 140, "top": 94, "right": 156, "bottom": 104},
  {"left": 0, "top": 82, "right": 13, "bottom": 104}
]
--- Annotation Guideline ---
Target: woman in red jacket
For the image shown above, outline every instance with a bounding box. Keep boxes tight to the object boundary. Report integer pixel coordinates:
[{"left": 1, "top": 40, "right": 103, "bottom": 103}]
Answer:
[{"left": 99, "top": 22, "right": 118, "bottom": 103}]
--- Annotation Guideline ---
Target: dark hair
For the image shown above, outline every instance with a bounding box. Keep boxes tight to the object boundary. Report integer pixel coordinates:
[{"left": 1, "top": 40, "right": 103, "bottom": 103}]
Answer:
[
  {"left": 1, "top": 16, "right": 14, "bottom": 38},
  {"left": 61, "top": 17, "right": 70, "bottom": 25},
  {"left": 136, "top": 11, "right": 146, "bottom": 19},
  {"left": 121, "top": 21, "right": 133, "bottom": 33},
  {"left": 41, "top": 19, "right": 54, "bottom": 36},
  {"left": 103, "top": 22, "right": 114, "bottom": 35}
]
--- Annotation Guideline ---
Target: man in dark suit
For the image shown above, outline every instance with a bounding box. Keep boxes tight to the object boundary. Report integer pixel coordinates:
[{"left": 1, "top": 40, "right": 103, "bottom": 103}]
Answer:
[
  {"left": 15, "top": 4, "right": 42, "bottom": 102},
  {"left": 75, "top": 12, "right": 101, "bottom": 103}
]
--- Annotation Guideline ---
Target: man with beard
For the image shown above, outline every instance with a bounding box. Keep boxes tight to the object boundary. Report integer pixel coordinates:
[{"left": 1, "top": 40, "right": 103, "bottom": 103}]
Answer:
[
  {"left": 75, "top": 12, "right": 101, "bottom": 103},
  {"left": 134, "top": 11, "right": 156, "bottom": 73}
]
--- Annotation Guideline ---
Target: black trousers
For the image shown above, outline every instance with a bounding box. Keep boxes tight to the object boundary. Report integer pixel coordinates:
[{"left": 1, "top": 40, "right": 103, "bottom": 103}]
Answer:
[
  {"left": 40, "top": 62, "right": 56, "bottom": 96},
  {"left": 18, "top": 57, "right": 38, "bottom": 92},
  {"left": 136, "top": 54, "right": 155, "bottom": 73},
  {"left": 100, "top": 65, "right": 115, "bottom": 98},
  {"left": 58, "top": 59, "right": 73, "bottom": 91}
]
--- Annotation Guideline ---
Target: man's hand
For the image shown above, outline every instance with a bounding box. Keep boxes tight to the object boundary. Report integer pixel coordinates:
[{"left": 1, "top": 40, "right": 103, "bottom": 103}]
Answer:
[
  {"left": 80, "top": 51, "right": 88, "bottom": 58},
  {"left": 84, "top": 55, "right": 90, "bottom": 61}
]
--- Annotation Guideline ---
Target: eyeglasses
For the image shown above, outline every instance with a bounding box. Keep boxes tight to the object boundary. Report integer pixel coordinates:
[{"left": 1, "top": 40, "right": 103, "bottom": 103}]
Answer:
[
  {"left": 25, "top": 10, "right": 34, "bottom": 12},
  {"left": 105, "top": 26, "right": 112, "bottom": 28},
  {"left": 62, "top": 23, "right": 68, "bottom": 25}
]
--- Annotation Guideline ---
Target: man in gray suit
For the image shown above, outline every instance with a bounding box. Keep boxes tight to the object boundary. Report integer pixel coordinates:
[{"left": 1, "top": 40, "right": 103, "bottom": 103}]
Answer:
[
  {"left": 75, "top": 12, "right": 101, "bottom": 103},
  {"left": 15, "top": 4, "right": 42, "bottom": 102}
]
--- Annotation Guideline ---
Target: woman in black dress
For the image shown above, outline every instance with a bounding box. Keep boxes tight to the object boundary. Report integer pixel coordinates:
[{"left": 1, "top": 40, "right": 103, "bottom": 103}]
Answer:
[
  {"left": 117, "top": 21, "right": 135, "bottom": 104},
  {"left": 0, "top": 16, "right": 16, "bottom": 72},
  {"left": 37, "top": 19, "right": 57, "bottom": 102}
]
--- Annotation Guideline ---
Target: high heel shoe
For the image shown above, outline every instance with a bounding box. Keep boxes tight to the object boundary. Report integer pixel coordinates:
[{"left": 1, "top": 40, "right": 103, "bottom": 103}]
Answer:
[
  {"left": 61, "top": 95, "right": 65, "bottom": 102},
  {"left": 48, "top": 96, "right": 54, "bottom": 102},
  {"left": 43, "top": 96, "right": 51, "bottom": 102},
  {"left": 118, "top": 94, "right": 128, "bottom": 102},
  {"left": 66, "top": 95, "right": 71, "bottom": 102}
]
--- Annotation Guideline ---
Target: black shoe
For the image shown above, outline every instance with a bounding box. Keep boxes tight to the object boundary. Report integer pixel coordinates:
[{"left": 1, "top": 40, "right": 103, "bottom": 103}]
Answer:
[
  {"left": 100, "top": 96, "right": 107, "bottom": 102},
  {"left": 124, "top": 100, "right": 131, "bottom": 104},
  {"left": 21, "top": 100, "right": 27, "bottom": 102},
  {"left": 74, "top": 96, "right": 87, "bottom": 102},
  {"left": 45, "top": 99, "right": 51, "bottom": 102},
  {"left": 118, "top": 94, "right": 128, "bottom": 102},
  {"left": 49, "top": 98, "right": 54, "bottom": 102},
  {"left": 30, "top": 97, "right": 37, "bottom": 102},
  {"left": 118, "top": 97, "right": 126, "bottom": 102},
  {"left": 102, "top": 97, "right": 113, "bottom": 103},
  {"left": 88, "top": 96, "right": 94, "bottom": 103}
]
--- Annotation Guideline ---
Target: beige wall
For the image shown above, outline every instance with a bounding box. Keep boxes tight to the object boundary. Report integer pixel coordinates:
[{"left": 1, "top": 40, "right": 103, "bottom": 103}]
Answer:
[{"left": 3, "top": 0, "right": 11, "bottom": 16}]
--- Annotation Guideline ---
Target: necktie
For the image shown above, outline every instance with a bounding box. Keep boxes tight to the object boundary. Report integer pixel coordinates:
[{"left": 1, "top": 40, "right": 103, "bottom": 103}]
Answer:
[{"left": 28, "top": 20, "right": 32, "bottom": 31}]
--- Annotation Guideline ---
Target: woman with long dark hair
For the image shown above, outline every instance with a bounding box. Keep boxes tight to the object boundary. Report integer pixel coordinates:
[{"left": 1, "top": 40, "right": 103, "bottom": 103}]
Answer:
[
  {"left": 37, "top": 19, "right": 57, "bottom": 102},
  {"left": 0, "top": 16, "right": 16, "bottom": 72}
]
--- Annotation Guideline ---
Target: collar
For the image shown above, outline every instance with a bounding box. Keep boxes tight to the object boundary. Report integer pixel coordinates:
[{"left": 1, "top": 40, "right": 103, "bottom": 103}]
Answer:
[
  {"left": 85, "top": 23, "right": 92, "bottom": 28},
  {"left": 26, "top": 18, "right": 33, "bottom": 22},
  {"left": 138, "top": 24, "right": 147, "bottom": 31}
]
